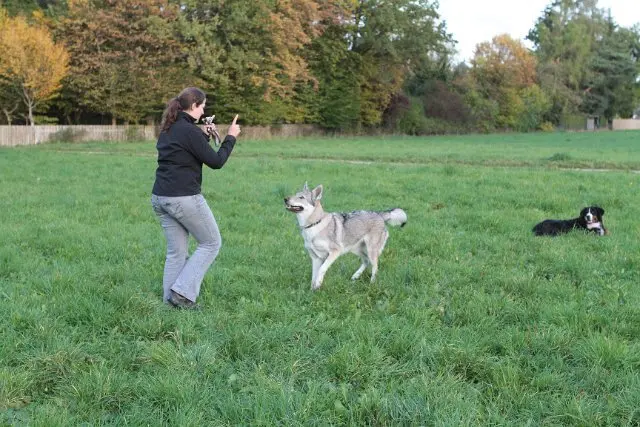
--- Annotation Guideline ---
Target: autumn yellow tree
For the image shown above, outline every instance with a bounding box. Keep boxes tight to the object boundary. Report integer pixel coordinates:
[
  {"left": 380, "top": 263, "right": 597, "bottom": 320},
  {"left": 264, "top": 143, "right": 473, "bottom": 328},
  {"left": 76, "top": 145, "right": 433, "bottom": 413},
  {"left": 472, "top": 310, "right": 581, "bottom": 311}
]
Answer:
[
  {"left": 0, "top": 10, "right": 68, "bottom": 125},
  {"left": 0, "top": 9, "right": 18, "bottom": 124},
  {"left": 472, "top": 34, "right": 537, "bottom": 90},
  {"left": 469, "top": 34, "right": 547, "bottom": 131}
]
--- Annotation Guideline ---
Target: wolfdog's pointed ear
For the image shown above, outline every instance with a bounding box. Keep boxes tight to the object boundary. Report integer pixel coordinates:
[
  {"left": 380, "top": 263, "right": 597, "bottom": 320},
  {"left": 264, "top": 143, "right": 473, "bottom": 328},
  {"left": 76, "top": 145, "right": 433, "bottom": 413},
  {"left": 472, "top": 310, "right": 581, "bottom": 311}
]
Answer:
[
  {"left": 303, "top": 181, "right": 309, "bottom": 192},
  {"left": 312, "top": 185, "right": 323, "bottom": 201}
]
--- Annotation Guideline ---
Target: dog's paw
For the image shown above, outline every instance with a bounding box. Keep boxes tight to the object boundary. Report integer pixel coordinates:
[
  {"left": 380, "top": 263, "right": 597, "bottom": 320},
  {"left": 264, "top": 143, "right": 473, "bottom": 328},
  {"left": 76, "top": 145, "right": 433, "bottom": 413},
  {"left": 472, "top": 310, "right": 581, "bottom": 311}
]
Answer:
[{"left": 311, "top": 282, "right": 322, "bottom": 290}]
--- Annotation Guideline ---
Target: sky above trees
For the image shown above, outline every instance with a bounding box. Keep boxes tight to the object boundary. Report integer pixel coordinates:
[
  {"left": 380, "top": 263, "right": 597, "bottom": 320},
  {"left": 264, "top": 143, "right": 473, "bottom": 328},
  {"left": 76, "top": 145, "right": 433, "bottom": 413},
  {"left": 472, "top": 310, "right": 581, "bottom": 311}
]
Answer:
[{"left": 439, "top": 0, "right": 639, "bottom": 62}]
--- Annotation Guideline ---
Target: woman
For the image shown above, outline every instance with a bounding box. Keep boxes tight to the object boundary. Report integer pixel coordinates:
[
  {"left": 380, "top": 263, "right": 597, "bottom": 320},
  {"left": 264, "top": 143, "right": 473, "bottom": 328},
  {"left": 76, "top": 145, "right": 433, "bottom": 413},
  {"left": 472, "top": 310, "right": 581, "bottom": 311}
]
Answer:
[{"left": 151, "top": 87, "right": 241, "bottom": 309}]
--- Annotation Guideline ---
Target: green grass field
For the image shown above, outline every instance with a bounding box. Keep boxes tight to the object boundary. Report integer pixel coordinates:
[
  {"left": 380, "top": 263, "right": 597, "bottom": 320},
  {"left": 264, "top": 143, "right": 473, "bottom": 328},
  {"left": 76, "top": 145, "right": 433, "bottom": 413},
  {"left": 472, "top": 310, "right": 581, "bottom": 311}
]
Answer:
[{"left": 1, "top": 131, "right": 639, "bottom": 425}]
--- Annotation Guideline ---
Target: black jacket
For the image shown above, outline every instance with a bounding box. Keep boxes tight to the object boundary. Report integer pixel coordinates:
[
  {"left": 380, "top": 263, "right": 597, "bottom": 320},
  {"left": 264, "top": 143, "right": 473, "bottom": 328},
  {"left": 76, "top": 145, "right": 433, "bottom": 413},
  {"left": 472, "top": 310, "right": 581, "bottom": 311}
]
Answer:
[{"left": 152, "top": 111, "right": 236, "bottom": 196}]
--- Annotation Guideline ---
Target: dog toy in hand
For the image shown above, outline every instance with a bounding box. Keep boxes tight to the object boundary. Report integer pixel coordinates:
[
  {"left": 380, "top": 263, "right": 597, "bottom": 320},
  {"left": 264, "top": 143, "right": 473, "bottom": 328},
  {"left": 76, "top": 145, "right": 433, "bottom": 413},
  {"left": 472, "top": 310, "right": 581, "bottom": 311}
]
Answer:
[{"left": 202, "top": 115, "right": 222, "bottom": 147}]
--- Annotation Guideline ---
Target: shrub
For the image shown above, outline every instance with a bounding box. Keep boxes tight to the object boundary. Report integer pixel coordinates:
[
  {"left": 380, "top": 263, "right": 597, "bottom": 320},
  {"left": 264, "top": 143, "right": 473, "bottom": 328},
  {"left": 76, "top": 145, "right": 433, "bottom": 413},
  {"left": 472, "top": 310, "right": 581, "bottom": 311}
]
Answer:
[
  {"left": 547, "top": 152, "right": 572, "bottom": 161},
  {"left": 125, "top": 126, "right": 144, "bottom": 141},
  {"left": 422, "top": 80, "right": 472, "bottom": 125},
  {"left": 540, "top": 121, "right": 555, "bottom": 132},
  {"left": 34, "top": 116, "right": 59, "bottom": 125},
  {"left": 515, "top": 85, "right": 551, "bottom": 132},
  {"left": 396, "top": 97, "right": 428, "bottom": 135},
  {"left": 47, "top": 128, "right": 87, "bottom": 143},
  {"left": 394, "top": 97, "right": 470, "bottom": 135}
]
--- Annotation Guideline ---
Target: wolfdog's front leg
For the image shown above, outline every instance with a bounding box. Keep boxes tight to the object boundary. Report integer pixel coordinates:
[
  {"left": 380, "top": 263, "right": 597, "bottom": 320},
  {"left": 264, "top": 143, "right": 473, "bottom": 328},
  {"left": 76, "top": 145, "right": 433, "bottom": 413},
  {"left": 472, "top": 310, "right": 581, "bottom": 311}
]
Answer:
[
  {"left": 310, "top": 255, "right": 323, "bottom": 289},
  {"left": 312, "top": 250, "right": 341, "bottom": 290}
]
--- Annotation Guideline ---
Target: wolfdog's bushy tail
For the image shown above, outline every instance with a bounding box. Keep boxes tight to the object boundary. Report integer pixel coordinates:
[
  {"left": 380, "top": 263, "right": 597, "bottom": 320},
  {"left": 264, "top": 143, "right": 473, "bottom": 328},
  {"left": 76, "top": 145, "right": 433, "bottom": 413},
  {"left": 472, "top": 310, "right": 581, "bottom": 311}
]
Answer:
[{"left": 381, "top": 208, "right": 407, "bottom": 227}]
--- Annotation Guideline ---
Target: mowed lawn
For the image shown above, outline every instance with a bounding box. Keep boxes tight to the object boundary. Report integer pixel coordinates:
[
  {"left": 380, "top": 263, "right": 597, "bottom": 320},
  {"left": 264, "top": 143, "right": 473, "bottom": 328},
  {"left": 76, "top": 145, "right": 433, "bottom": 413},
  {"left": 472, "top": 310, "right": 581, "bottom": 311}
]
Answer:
[{"left": 1, "top": 131, "right": 639, "bottom": 425}]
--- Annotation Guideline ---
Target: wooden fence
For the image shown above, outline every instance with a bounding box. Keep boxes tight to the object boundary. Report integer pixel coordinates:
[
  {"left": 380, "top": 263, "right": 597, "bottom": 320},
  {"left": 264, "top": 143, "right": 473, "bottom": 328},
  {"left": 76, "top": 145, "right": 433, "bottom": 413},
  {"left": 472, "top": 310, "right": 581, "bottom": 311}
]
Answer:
[
  {"left": 611, "top": 119, "right": 640, "bottom": 131},
  {"left": 2, "top": 121, "right": 638, "bottom": 147},
  {"left": 0, "top": 124, "right": 323, "bottom": 147},
  {"left": 0, "top": 125, "right": 156, "bottom": 146}
]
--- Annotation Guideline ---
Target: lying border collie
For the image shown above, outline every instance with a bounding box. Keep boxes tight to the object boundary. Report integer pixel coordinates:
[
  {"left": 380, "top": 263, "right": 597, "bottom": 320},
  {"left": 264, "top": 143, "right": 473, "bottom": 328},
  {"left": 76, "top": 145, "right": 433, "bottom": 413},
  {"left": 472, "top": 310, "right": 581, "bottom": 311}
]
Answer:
[{"left": 532, "top": 206, "right": 607, "bottom": 236}]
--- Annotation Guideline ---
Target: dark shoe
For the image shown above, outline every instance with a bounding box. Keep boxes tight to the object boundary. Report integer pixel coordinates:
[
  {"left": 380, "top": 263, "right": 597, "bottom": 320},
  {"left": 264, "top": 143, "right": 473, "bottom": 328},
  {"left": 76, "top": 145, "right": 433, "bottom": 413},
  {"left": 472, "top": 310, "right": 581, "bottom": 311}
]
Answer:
[{"left": 168, "top": 291, "right": 201, "bottom": 310}]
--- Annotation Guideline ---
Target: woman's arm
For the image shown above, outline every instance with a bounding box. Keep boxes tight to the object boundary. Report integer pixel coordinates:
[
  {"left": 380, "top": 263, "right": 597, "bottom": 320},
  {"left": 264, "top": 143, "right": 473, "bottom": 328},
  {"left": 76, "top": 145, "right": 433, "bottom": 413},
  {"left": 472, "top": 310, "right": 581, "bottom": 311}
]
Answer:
[{"left": 188, "top": 128, "right": 236, "bottom": 169}]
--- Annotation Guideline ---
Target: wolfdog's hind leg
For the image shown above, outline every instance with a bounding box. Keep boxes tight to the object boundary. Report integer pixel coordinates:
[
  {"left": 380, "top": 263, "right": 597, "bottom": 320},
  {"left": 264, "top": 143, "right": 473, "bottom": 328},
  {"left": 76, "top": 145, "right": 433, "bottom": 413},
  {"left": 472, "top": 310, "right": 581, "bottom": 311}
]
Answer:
[
  {"left": 369, "top": 259, "right": 379, "bottom": 282},
  {"left": 366, "top": 245, "right": 380, "bottom": 283},
  {"left": 351, "top": 255, "right": 369, "bottom": 281},
  {"left": 368, "top": 231, "right": 388, "bottom": 282}
]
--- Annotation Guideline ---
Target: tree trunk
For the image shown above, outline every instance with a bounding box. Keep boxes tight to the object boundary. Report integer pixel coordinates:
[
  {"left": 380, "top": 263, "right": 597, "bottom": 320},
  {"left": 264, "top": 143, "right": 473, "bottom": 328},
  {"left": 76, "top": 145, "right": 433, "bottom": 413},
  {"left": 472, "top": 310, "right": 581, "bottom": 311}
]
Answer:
[
  {"left": 22, "top": 86, "right": 35, "bottom": 126},
  {"left": 2, "top": 109, "right": 11, "bottom": 126},
  {"left": 28, "top": 103, "right": 35, "bottom": 126}
]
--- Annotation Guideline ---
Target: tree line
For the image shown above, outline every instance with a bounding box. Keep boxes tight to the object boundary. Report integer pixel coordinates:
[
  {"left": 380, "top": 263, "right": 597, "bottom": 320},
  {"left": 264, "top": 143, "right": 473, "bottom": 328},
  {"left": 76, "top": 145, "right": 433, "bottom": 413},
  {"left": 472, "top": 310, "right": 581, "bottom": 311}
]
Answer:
[{"left": 0, "top": 0, "right": 638, "bottom": 133}]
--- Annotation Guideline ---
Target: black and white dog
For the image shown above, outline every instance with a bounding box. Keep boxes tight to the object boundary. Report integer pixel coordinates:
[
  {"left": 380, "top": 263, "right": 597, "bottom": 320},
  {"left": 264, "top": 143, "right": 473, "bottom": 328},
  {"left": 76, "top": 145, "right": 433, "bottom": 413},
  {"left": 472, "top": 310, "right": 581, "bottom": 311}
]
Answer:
[{"left": 532, "top": 206, "right": 607, "bottom": 236}]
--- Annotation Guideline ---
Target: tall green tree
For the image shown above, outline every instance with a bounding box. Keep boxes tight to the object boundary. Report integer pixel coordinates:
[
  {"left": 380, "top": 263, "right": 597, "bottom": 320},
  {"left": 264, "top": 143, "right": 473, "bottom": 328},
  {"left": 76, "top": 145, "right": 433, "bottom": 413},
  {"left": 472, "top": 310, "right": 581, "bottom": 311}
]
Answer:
[
  {"left": 176, "top": 0, "right": 342, "bottom": 124},
  {"left": 583, "top": 21, "right": 640, "bottom": 120},
  {"left": 527, "top": 0, "right": 607, "bottom": 123},
  {"left": 304, "top": 0, "right": 453, "bottom": 130},
  {"left": 347, "top": 0, "right": 453, "bottom": 127},
  {"left": 305, "top": 23, "right": 362, "bottom": 130},
  {"left": 0, "top": 0, "right": 68, "bottom": 21}
]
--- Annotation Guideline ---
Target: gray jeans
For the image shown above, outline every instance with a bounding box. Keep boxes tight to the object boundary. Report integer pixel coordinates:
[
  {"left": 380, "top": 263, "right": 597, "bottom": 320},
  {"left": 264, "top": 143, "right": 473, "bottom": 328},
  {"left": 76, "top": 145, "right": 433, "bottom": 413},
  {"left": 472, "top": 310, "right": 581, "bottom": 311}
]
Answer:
[{"left": 151, "top": 194, "right": 222, "bottom": 303}]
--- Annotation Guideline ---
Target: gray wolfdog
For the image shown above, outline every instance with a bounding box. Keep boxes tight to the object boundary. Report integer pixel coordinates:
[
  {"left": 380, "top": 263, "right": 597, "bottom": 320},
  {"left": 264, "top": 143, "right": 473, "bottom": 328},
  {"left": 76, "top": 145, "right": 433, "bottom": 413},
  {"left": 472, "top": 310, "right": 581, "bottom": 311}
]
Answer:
[{"left": 284, "top": 183, "right": 407, "bottom": 290}]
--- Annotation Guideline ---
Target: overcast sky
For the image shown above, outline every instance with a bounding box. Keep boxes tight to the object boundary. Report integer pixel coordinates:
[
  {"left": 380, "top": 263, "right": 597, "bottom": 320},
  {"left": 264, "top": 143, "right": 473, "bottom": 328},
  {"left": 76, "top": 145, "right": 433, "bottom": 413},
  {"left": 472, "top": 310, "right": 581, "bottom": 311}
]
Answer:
[{"left": 437, "top": 0, "right": 640, "bottom": 63}]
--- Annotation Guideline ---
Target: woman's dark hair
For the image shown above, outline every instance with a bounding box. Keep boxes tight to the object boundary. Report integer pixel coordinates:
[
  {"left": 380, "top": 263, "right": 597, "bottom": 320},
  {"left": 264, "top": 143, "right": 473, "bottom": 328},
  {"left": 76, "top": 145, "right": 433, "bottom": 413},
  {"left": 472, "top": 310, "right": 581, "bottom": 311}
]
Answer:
[{"left": 160, "top": 87, "right": 206, "bottom": 132}]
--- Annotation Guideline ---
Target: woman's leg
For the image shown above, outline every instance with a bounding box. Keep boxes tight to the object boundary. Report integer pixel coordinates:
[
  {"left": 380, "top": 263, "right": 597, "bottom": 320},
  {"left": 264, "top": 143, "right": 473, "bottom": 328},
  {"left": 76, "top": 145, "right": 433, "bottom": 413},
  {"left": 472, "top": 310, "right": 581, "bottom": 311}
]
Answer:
[
  {"left": 170, "top": 195, "right": 222, "bottom": 302},
  {"left": 152, "top": 195, "right": 189, "bottom": 302}
]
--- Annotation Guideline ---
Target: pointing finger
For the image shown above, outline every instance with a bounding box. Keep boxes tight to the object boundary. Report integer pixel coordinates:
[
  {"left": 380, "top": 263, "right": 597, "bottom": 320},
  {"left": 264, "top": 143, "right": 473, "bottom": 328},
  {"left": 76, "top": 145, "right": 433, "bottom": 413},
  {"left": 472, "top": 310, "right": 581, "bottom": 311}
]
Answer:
[{"left": 231, "top": 114, "right": 239, "bottom": 125}]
